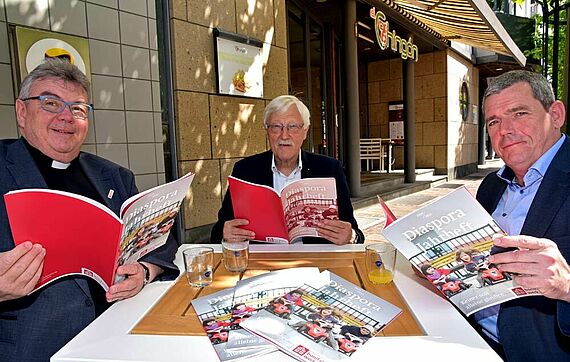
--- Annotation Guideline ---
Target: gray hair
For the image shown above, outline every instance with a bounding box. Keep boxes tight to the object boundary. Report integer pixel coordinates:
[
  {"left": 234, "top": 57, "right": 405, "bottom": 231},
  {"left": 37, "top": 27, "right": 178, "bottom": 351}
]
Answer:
[
  {"left": 263, "top": 95, "right": 311, "bottom": 128},
  {"left": 18, "top": 58, "right": 91, "bottom": 100},
  {"left": 483, "top": 70, "right": 555, "bottom": 111}
]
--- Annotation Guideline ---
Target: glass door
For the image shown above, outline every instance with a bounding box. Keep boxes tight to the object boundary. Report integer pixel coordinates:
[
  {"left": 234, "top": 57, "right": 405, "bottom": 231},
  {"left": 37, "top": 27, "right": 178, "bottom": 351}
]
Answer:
[
  {"left": 308, "top": 20, "right": 326, "bottom": 155},
  {"left": 287, "top": 1, "right": 344, "bottom": 160}
]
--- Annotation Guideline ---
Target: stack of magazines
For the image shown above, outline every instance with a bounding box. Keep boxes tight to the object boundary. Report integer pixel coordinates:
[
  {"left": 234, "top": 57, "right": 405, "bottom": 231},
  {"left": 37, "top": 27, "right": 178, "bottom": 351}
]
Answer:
[{"left": 191, "top": 267, "right": 402, "bottom": 361}]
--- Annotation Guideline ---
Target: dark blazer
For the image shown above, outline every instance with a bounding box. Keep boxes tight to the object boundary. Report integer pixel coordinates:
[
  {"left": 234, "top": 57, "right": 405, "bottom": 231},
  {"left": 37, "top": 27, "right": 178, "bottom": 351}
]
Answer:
[
  {"left": 0, "top": 138, "right": 179, "bottom": 362},
  {"left": 211, "top": 150, "right": 364, "bottom": 244},
  {"left": 476, "top": 135, "right": 570, "bottom": 361}
]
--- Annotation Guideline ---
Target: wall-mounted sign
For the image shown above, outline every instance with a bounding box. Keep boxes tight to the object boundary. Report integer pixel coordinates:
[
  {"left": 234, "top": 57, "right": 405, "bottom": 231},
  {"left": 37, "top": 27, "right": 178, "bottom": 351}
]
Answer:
[
  {"left": 370, "top": 7, "right": 419, "bottom": 62},
  {"left": 389, "top": 102, "right": 404, "bottom": 141},
  {"left": 15, "top": 27, "right": 90, "bottom": 82},
  {"left": 459, "top": 81, "right": 469, "bottom": 122},
  {"left": 214, "top": 28, "right": 264, "bottom": 98}
]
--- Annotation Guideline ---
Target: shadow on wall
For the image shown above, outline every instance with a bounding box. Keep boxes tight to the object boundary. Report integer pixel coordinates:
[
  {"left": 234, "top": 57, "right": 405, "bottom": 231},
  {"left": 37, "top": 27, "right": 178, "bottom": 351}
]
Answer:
[{"left": 180, "top": 0, "right": 286, "bottom": 233}]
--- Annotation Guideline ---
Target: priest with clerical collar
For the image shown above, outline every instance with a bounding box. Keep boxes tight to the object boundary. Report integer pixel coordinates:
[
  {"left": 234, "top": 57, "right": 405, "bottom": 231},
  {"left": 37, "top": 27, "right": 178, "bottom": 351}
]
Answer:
[{"left": 0, "top": 58, "right": 179, "bottom": 361}]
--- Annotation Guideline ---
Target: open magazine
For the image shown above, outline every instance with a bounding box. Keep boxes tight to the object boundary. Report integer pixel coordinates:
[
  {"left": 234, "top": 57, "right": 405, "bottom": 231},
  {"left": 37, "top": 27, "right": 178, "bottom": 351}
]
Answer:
[
  {"left": 191, "top": 268, "right": 321, "bottom": 361},
  {"left": 191, "top": 288, "right": 274, "bottom": 361},
  {"left": 381, "top": 186, "right": 541, "bottom": 316},
  {"left": 240, "top": 270, "right": 402, "bottom": 361},
  {"left": 4, "top": 171, "right": 194, "bottom": 292},
  {"left": 226, "top": 267, "right": 321, "bottom": 351},
  {"left": 228, "top": 176, "right": 338, "bottom": 243}
]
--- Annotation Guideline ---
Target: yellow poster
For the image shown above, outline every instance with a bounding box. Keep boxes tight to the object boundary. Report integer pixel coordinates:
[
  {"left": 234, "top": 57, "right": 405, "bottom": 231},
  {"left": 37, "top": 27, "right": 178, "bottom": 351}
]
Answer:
[{"left": 15, "top": 27, "right": 90, "bottom": 82}]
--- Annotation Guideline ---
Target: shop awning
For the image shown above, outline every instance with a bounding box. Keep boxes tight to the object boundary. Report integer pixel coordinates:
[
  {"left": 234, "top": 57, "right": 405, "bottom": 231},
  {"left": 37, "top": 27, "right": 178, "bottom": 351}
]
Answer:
[{"left": 389, "top": 0, "right": 526, "bottom": 66}]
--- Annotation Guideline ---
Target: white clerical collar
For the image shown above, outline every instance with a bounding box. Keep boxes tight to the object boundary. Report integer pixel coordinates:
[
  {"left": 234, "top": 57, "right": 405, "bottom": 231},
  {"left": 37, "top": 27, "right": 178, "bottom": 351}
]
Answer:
[{"left": 51, "top": 160, "right": 71, "bottom": 169}]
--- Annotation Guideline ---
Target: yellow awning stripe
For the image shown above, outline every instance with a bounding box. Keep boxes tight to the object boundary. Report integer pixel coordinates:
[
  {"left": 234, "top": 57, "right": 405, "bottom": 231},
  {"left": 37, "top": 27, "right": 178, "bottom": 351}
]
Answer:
[{"left": 388, "top": 0, "right": 526, "bottom": 65}]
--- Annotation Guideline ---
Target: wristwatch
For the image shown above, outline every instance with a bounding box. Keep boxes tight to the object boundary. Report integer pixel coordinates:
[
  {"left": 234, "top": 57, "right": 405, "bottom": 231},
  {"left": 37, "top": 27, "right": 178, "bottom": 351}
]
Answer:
[{"left": 139, "top": 262, "right": 151, "bottom": 285}]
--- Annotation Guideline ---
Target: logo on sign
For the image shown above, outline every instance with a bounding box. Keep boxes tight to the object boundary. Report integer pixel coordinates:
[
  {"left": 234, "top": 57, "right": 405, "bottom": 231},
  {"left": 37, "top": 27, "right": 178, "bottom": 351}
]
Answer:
[{"left": 370, "top": 7, "right": 419, "bottom": 62}]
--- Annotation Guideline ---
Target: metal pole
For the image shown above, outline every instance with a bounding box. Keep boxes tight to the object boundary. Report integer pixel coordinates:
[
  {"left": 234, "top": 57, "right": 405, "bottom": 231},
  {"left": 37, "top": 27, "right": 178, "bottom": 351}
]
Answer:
[
  {"left": 403, "top": 59, "right": 416, "bottom": 183},
  {"left": 344, "top": 0, "right": 361, "bottom": 197},
  {"left": 157, "top": 0, "right": 182, "bottom": 243},
  {"left": 562, "top": 8, "right": 570, "bottom": 133},
  {"left": 541, "top": 0, "right": 550, "bottom": 77},
  {"left": 553, "top": 0, "right": 560, "bottom": 96},
  {"left": 303, "top": 13, "right": 314, "bottom": 152},
  {"left": 478, "top": 79, "right": 486, "bottom": 165}
]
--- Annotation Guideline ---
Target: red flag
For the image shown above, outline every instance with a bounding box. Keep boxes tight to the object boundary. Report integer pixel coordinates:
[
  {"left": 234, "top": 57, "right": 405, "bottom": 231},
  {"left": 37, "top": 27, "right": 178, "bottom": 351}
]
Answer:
[{"left": 377, "top": 196, "right": 397, "bottom": 229}]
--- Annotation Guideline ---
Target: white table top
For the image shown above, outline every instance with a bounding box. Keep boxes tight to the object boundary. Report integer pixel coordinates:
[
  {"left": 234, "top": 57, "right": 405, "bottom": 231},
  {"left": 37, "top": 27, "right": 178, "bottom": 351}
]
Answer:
[{"left": 51, "top": 244, "right": 501, "bottom": 361}]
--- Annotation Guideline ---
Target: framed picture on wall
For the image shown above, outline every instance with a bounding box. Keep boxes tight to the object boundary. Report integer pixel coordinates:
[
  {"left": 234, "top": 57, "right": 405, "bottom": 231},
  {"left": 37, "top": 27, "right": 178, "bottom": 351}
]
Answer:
[
  {"left": 14, "top": 27, "right": 91, "bottom": 86},
  {"left": 213, "top": 28, "right": 264, "bottom": 98}
]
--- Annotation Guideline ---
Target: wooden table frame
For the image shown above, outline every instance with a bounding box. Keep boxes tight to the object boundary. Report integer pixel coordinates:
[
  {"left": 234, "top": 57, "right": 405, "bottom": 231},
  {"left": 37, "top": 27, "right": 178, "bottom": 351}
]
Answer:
[{"left": 132, "top": 251, "right": 423, "bottom": 337}]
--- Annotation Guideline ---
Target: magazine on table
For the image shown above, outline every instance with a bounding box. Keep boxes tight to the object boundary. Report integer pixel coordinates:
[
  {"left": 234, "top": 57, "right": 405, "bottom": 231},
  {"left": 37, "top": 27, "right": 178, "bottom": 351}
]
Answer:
[
  {"left": 225, "top": 267, "right": 322, "bottom": 351},
  {"left": 191, "top": 288, "right": 274, "bottom": 361},
  {"left": 381, "top": 186, "right": 541, "bottom": 316},
  {"left": 228, "top": 176, "right": 338, "bottom": 243},
  {"left": 240, "top": 270, "right": 402, "bottom": 361},
  {"left": 4, "top": 171, "right": 194, "bottom": 292}
]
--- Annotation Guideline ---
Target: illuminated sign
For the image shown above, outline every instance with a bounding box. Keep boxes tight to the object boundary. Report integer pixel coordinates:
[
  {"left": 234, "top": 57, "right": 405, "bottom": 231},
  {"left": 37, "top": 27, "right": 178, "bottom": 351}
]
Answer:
[{"left": 370, "top": 7, "right": 419, "bottom": 62}]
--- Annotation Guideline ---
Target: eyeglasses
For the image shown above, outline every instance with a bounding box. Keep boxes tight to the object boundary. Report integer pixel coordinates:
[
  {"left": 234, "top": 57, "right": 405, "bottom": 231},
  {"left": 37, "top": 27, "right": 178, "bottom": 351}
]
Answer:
[
  {"left": 21, "top": 95, "right": 93, "bottom": 120},
  {"left": 265, "top": 123, "right": 305, "bottom": 135}
]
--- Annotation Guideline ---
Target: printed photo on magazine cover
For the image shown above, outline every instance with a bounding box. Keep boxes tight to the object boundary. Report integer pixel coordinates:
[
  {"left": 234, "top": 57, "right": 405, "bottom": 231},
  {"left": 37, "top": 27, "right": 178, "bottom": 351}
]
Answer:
[
  {"left": 241, "top": 271, "right": 401, "bottom": 361},
  {"left": 191, "top": 288, "right": 274, "bottom": 361},
  {"left": 225, "top": 268, "right": 321, "bottom": 351}
]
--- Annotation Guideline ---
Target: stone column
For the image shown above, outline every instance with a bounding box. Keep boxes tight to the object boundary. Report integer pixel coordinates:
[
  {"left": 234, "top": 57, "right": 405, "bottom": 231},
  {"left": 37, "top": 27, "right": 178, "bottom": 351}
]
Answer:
[
  {"left": 344, "top": 0, "right": 362, "bottom": 196},
  {"left": 403, "top": 59, "right": 416, "bottom": 183}
]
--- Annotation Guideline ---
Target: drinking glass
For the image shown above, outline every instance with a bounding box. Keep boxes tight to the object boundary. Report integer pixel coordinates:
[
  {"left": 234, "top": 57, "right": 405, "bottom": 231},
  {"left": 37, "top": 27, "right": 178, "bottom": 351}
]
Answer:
[
  {"left": 221, "top": 239, "right": 249, "bottom": 273},
  {"left": 183, "top": 247, "right": 214, "bottom": 287},
  {"left": 365, "top": 243, "right": 397, "bottom": 284}
]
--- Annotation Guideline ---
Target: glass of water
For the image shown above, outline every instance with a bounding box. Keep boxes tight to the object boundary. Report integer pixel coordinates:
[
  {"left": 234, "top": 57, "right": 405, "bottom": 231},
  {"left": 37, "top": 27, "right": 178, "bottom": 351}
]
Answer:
[
  {"left": 183, "top": 247, "right": 214, "bottom": 287},
  {"left": 221, "top": 239, "right": 249, "bottom": 273}
]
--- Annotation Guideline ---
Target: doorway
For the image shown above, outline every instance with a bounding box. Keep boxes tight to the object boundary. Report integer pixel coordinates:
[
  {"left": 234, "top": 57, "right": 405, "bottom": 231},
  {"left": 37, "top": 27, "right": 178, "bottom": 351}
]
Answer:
[{"left": 287, "top": 0, "right": 344, "bottom": 161}]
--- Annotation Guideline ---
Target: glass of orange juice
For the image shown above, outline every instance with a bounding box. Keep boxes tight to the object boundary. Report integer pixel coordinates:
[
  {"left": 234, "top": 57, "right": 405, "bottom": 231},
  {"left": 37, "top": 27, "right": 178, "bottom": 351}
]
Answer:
[{"left": 366, "top": 243, "right": 396, "bottom": 284}]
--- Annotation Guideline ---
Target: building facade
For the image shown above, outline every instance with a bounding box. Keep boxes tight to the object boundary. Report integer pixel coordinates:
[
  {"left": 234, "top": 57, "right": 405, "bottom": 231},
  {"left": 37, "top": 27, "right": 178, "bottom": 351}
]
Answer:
[{"left": 0, "top": 0, "right": 523, "bottom": 242}]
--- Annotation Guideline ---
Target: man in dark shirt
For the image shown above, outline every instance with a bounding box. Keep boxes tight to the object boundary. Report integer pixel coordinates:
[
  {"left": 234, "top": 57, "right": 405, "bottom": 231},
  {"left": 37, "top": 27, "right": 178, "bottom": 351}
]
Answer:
[
  {"left": 211, "top": 95, "right": 363, "bottom": 244},
  {"left": 338, "top": 324, "right": 373, "bottom": 344},
  {"left": 0, "top": 59, "right": 178, "bottom": 361}
]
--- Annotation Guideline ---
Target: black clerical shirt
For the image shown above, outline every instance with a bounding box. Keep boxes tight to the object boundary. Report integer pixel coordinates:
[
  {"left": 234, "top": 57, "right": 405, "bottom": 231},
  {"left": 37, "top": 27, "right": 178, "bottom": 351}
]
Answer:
[{"left": 23, "top": 138, "right": 109, "bottom": 314}]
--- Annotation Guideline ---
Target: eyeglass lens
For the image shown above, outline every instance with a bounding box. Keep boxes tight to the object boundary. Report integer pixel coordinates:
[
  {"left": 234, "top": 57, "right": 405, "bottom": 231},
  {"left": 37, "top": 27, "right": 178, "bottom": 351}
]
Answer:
[
  {"left": 40, "top": 96, "right": 91, "bottom": 120},
  {"left": 267, "top": 124, "right": 304, "bottom": 134}
]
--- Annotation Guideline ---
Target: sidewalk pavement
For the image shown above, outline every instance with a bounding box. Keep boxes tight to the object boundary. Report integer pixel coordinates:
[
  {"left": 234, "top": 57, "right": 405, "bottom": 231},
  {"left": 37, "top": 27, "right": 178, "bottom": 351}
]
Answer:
[{"left": 355, "top": 159, "right": 505, "bottom": 243}]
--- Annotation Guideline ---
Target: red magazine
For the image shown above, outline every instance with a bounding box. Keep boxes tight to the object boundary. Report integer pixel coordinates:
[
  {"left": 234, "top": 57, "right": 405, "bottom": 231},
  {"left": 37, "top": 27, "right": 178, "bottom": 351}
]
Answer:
[
  {"left": 4, "top": 172, "right": 194, "bottom": 293},
  {"left": 228, "top": 176, "right": 337, "bottom": 243}
]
